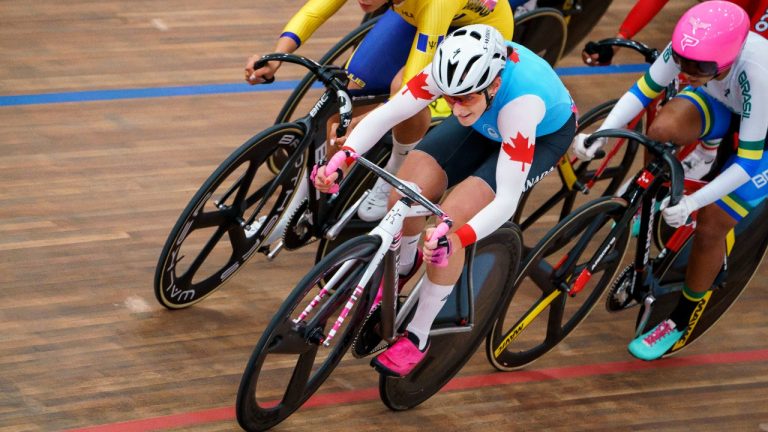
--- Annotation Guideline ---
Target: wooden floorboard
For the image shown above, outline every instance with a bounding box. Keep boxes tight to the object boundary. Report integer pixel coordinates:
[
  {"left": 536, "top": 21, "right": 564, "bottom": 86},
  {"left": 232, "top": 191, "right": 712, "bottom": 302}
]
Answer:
[{"left": 2, "top": 1, "right": 767, "bottom": 431}]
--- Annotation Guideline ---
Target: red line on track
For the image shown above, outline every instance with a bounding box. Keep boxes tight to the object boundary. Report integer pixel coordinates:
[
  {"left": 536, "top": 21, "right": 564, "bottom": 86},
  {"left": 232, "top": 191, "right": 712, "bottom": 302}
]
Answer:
[{"left": 64, "top": 348, "right": 768, "bottom": 432}]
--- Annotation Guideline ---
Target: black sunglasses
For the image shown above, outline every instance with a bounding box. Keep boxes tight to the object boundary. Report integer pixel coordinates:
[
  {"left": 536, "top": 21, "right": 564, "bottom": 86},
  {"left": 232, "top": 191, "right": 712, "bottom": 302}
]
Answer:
[{"left": 671, "top": 50, "right": 719, "bottom": 77}]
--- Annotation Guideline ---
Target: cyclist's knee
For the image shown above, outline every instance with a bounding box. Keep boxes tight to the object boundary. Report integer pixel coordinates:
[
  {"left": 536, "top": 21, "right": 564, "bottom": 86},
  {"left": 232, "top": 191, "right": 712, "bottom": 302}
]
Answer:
[
  {"left": 393, "top": 108, "right": 431, "bottom": 142},
  {"left": 694, "top": 205, "right": 737, "bottom": 240},
  {"left": 439, "top": 178, "right": 494, "bottom": 227},
  {"left": 386, "top": 151, "right": 445, "bottom": 208},
  {"left": 646, "top": 115, "right": 690, "bottom": 145},
  {"left": 647, "top": 100, "right": 701, "bottom": 145}
]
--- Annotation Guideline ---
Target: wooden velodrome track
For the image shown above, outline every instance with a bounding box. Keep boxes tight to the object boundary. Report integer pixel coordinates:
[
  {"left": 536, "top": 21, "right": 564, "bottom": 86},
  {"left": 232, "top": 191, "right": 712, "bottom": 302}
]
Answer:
[{"left": 2, "top": 1, "right": 768, "bottom": 431}]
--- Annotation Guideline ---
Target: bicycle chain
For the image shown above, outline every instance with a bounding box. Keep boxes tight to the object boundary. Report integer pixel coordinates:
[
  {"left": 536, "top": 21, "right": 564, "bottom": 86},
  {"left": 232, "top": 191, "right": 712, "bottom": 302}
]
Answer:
[
  {"left": 351, "top": 304, "right": 388, "bottom": 359},
  {"left": 605, "top": 264, "right": 639, "bottom": 312},
  {"left": 282, "top": 199, "right": 316, "bottom": 250}
]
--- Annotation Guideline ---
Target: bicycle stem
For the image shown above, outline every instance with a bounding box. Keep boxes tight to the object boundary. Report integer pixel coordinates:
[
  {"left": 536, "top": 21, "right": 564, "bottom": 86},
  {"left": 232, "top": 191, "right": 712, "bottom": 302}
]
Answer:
[{"left": 254, "top": 53, "right": 354, "bottom": 136}]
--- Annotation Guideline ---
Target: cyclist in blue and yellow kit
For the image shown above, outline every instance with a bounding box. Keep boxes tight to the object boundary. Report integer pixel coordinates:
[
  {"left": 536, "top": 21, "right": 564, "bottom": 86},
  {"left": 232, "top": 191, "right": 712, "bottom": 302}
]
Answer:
[
  {"left": 245, "top": 0, "right": 514, "bottom": 221},
  {"left": 573, "top": 2, "right": 768, "bottom": 360}
]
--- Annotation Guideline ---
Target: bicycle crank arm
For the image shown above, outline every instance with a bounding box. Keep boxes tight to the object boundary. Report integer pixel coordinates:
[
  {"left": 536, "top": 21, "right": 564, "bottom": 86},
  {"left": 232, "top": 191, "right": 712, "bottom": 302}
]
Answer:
[
  {"left": 430, "top": 325, "right": 473, "bottom": 336},
  {"left": 325, "top": 189, "right": 371, "bottom": 240},
  {"left": 266, "top": 240, "right": 284, "bottom": 261},
  {"left": 635, "top": 295, "right": 656, "bottom": 338}
]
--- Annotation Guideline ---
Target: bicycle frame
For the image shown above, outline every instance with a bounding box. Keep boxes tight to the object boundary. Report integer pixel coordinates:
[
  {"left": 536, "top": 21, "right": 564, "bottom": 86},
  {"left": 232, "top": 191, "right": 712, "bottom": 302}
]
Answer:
[
  {"left": 245, "top": 53, "right": 389, "bottom": 258},
  {"left": 294, "top": 154, "right": 480, "bottom": 347},
  {"left": 565, "top": 130, "right": 683, "bottom": 293}
]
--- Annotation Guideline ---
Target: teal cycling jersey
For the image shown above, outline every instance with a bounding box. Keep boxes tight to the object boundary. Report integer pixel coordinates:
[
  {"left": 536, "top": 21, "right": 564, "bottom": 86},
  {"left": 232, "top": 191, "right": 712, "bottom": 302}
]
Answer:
[
  {"left": 474, "top": 41, "right": 575, "bottom": 140},
  {"left": 338, "top": 39, "right": 574, "bottom": 244}
]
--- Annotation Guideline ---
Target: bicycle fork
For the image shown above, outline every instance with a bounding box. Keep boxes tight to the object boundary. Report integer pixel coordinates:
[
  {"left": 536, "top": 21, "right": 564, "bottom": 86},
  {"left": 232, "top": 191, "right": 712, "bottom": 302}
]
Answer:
[{"left": 294, "top": 199, "right": 426, "bottom": 347}]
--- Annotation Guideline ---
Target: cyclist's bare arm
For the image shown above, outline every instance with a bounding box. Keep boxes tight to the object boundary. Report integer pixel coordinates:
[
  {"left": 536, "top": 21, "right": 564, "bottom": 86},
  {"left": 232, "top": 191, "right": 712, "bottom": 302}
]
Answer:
[{"left": 245, "top": 0, "right": 346, "bottom": 84}]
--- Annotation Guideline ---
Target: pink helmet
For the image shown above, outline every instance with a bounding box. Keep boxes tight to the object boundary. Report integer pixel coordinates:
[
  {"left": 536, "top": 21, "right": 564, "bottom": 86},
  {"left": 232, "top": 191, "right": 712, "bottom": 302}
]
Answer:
[{"left": 671, "top": 1, "right": 749, "bottom": 75}]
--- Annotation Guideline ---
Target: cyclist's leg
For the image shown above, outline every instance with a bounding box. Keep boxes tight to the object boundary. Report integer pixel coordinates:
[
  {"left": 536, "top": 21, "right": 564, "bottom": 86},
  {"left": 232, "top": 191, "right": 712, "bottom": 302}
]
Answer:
[
  {"left": 345, "top": 9, "right": 412, "bottom": 95},
  {"left": 392, "top": 116, "right": 497, "bottom": 236},
  {"left": 372, "top": 118, "right": 497, "bottom": 377},
  {"left": 629, "top": 90, "right": 739, "bottom": 360},
  {"left": 345, "top": 11, "right": 422, "bottom": 220}
]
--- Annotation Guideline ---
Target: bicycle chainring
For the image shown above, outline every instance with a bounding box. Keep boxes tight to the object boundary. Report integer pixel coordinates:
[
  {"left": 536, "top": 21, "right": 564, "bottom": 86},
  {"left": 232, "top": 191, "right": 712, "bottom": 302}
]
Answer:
[
  {"left": 282, "top": 200, "right": 315, "bottom": 250},
  {"left": 351, "top": 305, "right": 387, "bottom": 358},
  {"left": 606, "top": 264, "right": 640, "bottom": 312}
]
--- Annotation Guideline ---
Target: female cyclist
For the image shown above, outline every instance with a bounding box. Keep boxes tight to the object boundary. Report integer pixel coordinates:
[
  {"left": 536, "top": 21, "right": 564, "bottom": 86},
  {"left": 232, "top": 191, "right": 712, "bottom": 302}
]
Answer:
[
  {"left": 314, "top": 24, "right": 577, "bottom": 377},
  {"left": 244, "top": 0, "right": 514, "bottom": 221},
  {"left": 573, "top": 1, "right": 768, "bottom": 360}
]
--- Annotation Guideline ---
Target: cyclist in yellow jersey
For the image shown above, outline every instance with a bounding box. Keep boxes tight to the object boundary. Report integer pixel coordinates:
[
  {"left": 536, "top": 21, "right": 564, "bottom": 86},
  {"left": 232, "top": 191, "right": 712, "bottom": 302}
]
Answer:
[{"left": 245, "top": 0, "right": 514, "bottom": 220}]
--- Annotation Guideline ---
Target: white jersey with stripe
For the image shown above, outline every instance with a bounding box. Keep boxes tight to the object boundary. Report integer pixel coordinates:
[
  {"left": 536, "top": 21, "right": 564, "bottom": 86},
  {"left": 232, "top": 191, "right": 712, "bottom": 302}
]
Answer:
[{"left": 599, "top": 32, "right": 768, "bottom": 208}]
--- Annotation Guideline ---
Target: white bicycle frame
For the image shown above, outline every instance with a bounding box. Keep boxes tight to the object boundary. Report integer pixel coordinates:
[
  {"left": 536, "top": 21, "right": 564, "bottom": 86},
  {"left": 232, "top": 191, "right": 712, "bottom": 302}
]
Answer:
[{"left": 292, "top": 155, "right": 477, "bottom": 347}]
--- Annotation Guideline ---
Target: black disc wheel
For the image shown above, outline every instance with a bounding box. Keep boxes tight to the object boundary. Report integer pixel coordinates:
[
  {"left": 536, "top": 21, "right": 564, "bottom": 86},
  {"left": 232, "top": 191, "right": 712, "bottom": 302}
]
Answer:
[
  {"left": 236, "top": 235, "right": 381, "bottom": 431},
  {"left": 512, "top": 8, "right": 567, "bottom": 67},
  {"left": 514, "top": 99, "right": 641, "bottom": 247},
  {"left": 561, "top": 0, "right": 613, "bottom": 56},
  {"left": 379, "top": 224, "right": 523, "bottom": 411},
  {"left": 154, "top": 124, "right": 307, "bottom": 309},
  {"left": 487, "top": 198, "right": 629, "bottom": 371}
]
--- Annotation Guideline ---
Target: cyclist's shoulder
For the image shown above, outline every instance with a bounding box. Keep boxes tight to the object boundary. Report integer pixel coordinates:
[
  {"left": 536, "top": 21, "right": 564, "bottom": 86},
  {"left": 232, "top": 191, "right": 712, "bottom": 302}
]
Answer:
[
  {"left": 500, "top": 42, "right": 556, "bottom": 78},
  {"left": 495, "top": 44, "right": 567, "bottom": 104},
  {"left": 734, "top": 33, "right": 768, "bottom": 76}
]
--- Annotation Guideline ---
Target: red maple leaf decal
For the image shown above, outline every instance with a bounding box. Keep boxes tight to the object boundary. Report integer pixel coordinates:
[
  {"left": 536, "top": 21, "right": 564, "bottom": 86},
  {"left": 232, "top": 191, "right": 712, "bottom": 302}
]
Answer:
[
  {"left": 501, "top": 132, "right": 534, "bottom": 171},
  {"left": 509, "top": 48, "right": 520, "bottom": 64},
  {"left": 401, "top": 71, "right": 435, "bottom": 101}
]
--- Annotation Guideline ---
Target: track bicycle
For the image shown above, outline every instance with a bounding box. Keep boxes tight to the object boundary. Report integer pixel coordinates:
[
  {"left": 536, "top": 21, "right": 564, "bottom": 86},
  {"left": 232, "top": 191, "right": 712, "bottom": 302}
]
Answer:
[
  {"left": 236, "top": 152, "right": 523, "bottom": 431},
  {"left": 486, "top": 129, "right": 768, "bottom": 370},
  {"left": 154, "top": 53, "right": 393, "bottom": 309}
]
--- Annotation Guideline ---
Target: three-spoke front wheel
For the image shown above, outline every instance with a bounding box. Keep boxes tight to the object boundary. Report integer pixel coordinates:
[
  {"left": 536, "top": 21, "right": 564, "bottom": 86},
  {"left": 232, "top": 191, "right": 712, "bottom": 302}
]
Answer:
[
  {"left": 236, "top": 235, "right": 381, "bottom": 432},
  {"left": 154, "top": 124, "right": 307, "bottom": 309},
  {"left": 487, "top": 198, "right": 629, "bottom": 371}
]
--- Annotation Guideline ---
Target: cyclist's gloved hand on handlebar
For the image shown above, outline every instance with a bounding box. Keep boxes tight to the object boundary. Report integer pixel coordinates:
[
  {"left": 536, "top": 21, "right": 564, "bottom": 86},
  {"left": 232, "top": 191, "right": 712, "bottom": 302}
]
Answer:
[
  {"left": 245, "top": 54, "right": 278, "bottom": 84},
  {"left": 311, "top": 164, "right": 342, "bottom": 194},
  {"left": 311, "top": 149, "right": 356, "bottom": 194},
  {"left": 423, "top": 226, "right": 453, "bottom": 267},
  {"left": 582, "top": 40, "right": 617, "bottom": 66},
  {"left": 572, "top": 133, "right": 606, "bottom": 161},
  {"left": 660, "top": 195, "right": 701, "bottom": 228}
]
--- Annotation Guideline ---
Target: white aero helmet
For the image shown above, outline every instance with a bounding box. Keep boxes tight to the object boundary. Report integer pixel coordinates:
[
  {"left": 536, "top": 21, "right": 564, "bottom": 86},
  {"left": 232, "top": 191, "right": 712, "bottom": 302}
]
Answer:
[{"left": 431, "top": 24, "right": 507, "bottom": 96}]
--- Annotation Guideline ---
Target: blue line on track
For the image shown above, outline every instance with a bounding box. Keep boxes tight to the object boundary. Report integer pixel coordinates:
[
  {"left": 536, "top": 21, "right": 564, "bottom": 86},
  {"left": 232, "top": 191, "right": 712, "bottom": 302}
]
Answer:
[{"left": 0, "top": 63, "right": 648, "bottom": 107}]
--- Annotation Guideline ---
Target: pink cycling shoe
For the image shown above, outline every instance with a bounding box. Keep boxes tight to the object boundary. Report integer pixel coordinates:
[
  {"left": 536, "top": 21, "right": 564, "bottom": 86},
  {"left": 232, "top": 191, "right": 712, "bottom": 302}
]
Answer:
[{"left": 370, "top": 332, "right": 429, "bottom": 377}]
